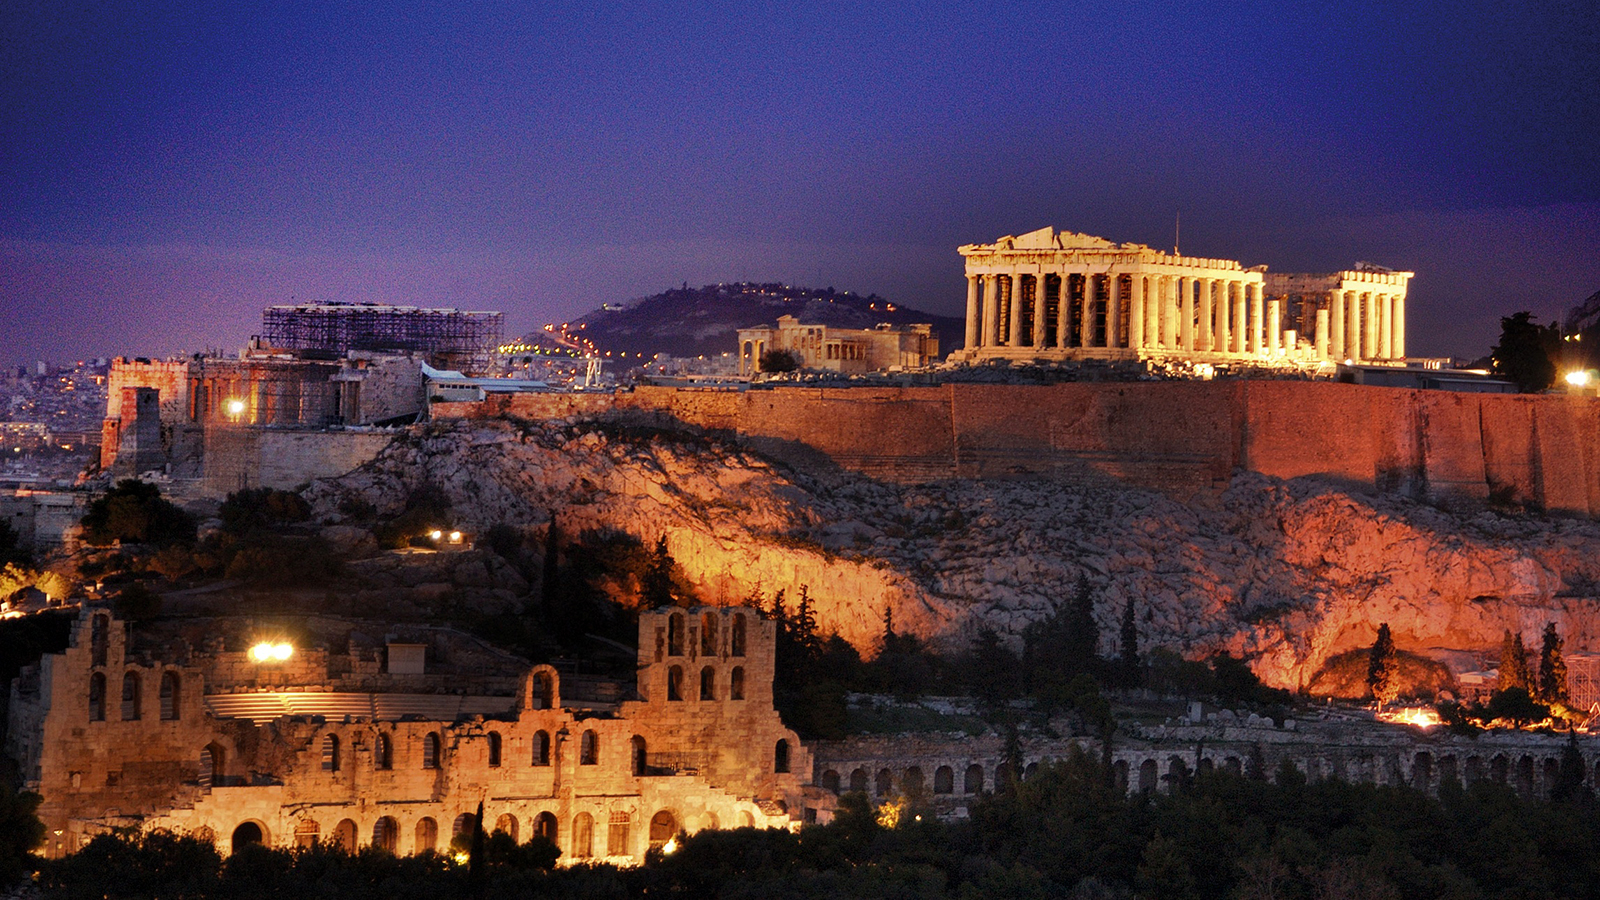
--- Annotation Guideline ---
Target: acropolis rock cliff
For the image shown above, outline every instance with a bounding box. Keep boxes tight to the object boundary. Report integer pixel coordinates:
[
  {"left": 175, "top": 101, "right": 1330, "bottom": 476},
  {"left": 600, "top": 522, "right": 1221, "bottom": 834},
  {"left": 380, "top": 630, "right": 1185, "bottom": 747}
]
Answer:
[{"left": 306, "top": 417, "right": 1600, "bottom": 689}]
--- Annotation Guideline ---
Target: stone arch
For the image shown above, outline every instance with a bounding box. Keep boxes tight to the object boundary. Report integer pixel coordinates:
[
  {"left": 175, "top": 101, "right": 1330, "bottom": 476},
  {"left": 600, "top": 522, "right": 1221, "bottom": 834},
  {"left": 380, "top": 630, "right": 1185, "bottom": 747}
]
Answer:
[
  {"left": 487, "top": 731, "right": 502, "bottom": 768},
  {"left": 494, "top": 813, "right": 518, "bottom": 842},
  {"left": 1543, "top": 757, "right": 1560, "bottom": 797},
  {"left": 1490, "top": 754, "right": 1508, "bottom": 784},
  {"left": 904, "top": 766, "right": 924, "bottom": 796},
  {"left": 730, "top": 667, "right": 745, "bottom": 700},
  {"left": 1516, "top": 755, "right": 1535, "bottom": 796},
  {"left": 452, "top": 813, "right": 477, "bottom": 845},
  {"left": 120, "top": 671, "right": 141, "bottom": 720},
  {"left": 374, "top": 733, "right": 393, "bottom": 770},
  {"left": 607, "top": 810, "right": 631, "bottom": 857},
  {"left": 1413, "top": 751, "right": 1433, "bottom": 790},
  {"left": 230, "top": 821, "right": 266, "bottom": 851},
  {"left": 668, "top": 613, "right": 685, "bottom": 656},
  {"left": 701, "top": 612, "right": 719, "bottom": 656},
  {"left": 648, "top": 809, "right": 678, "bottom": 850},
  {"left": 875, "top": 767, "right": 893, "bottom": 797},
  {"left": 774, "top": 739, "right": 790, "bottom": 774},
  {"left": 700, "top": 666, "right": 716, "bottom": 701},
  {"left": 849, "top": 767, "right": 868, "bottom": 793},
  {"left": 293, "top": 818, "right": 319, "bottom": 849},
  {"left": 321, "top": 734, "right": 340, "bottom": 772},
  {"left": 1466, "top": 755, "right": 1484, "bottom": 783},
  {"left": 415, "top": 817, "right": 438, "bottom": 853},
  {"left": 580, "top": 729, "right": 599, "bottom": 765},
  {"left": 1197, "top": 757, "right": 1214, "bottom": 777},
  {"left": 995, "top": 762, "right": 1013, "bottom": 786},
  {"left": 373, "top": 816, "right": 399, "bottom": 853},
  {"left": 529, "top": 666, "right": 558, "bottom": 709},
  {"left": 533, "top": 812, "right": 557, "bottom": 845},
  {"left": 740, "top": 811, "right": 755, "bottom": 828},
  {"left": 422, "top": 732, "right": 442, "bottom": 769},
  {"left": 934, "top": 765, "right": 954, "bottom": 794},
  {"left": 331, "top": 818, "right": 357, "bottom": 850},
  {"left": 88, "top": 672, "right": 106, "bottom": 722},
  {"left": 572, "top": 812, "right": 595, "bottom": 858},
  {"left": 1138, "top": 758, "right": 1157, "bottom": 793},
  {"left": 1439, "top": 754, "right": 1458, "bottom": 788},
  {"left": 731, "top": 614, "right": 747, "bottom": 657},
  {"left": 821, "top": 769, "right": 841, "bottom": 792},
  {"left": 159, "top": 671, "right": 180, "bottom": 720},
  {"left": 700, "top": 812, "right": 719, "bottom": 832},
  {"left": 201, "top": 742, "right": 225, "bottom": 788},
  {"left": 1113, "top": 760, "right": 1129, "bottom": 793},
  {"left": 632, "top": 735, "right": 648, "bottom": 775},
  {"left": 533, "top": 730, "right": 551, "bottom": 766},
  {"left": 1024, "top": 762, "right": 1038, "bottom": 781},
  {"left": 667, "top": 665, "right": 684, "bottom": 701},
  {"left": 964, "top": 763, "right": 983, "bottom": 794},
  {"left": 1223, "top": 756, "right": 1242, "bottom": 776},
  {"left": 1167, "top": 756, "right": 1190, "bottom": 789}
]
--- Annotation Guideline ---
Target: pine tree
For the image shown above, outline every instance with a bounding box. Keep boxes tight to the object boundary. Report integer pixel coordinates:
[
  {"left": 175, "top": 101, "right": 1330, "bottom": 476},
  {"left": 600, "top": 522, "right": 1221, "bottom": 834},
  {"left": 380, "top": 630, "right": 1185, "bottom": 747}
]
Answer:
[
  {"left": 1119, "top": 599, "right": 1141, "bottom": 688},
  {"left": 1498, "top": 629, "right": 1532, "bottom": 693},
  {"left": 1366, "top": 622, "right": 1397, "bottom": 706},
  {"left": 1540, "top": 621, "right": 1570, "bottom": 707}
]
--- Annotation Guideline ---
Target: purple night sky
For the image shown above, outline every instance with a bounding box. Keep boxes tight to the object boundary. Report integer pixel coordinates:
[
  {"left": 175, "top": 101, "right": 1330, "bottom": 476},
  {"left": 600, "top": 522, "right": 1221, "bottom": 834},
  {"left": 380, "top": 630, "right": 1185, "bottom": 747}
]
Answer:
[{"left": 2, "top": 1, "right": 1597, "bottom": 364}]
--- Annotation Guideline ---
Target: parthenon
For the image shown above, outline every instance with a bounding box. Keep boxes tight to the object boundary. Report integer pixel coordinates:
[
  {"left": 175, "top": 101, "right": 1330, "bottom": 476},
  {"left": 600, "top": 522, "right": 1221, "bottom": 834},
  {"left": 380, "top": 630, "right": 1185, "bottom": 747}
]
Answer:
[{"left": 952, "top": 227, "right": 1412, "bottom": 365}]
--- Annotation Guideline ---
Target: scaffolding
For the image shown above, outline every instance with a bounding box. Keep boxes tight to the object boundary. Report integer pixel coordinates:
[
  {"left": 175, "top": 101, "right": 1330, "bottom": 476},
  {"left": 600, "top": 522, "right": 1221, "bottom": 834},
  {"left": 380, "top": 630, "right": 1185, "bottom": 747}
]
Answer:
[{"left": 262, "top": 303, "right": 504, "bottom": 373}]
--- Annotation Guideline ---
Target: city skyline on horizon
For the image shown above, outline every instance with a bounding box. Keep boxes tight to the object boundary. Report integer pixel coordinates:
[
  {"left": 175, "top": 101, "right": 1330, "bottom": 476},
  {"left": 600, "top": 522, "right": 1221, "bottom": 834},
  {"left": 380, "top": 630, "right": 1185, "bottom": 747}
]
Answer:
[{"left": 3, "top": 1, "right": 1597, "bottom": 365}]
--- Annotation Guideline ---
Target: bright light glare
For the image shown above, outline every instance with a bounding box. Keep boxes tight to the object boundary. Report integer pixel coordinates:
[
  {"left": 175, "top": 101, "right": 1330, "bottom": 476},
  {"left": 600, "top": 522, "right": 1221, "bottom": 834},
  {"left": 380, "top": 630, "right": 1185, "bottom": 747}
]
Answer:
[
  {"left": 251, "top": 642, "right": 294, "bottom": 662},
  {"left": 448, "top": 531, "right": 463, "bottom": 543},
  {"left": 429, "top": 529, "right": 444, "bottom": 541},
  {"left": 225, "top": 399, "right": 246, "bottom": 416},
  {"left": 1567, "top": 370, "right": 1590, "bottom": 387},
  {"left": 662, "top": 837, "right": 678, "bottom": 855},
  {"left": 1376, "top": 707, "right": 1442, "bottom": 729}
]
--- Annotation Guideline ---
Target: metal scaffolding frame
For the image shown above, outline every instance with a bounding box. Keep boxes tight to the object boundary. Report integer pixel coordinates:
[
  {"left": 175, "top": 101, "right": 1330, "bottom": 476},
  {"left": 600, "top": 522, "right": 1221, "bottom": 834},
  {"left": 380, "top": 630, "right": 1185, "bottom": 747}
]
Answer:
[{"left": 262, "top": 303, "right": 503, "bottom": 372}]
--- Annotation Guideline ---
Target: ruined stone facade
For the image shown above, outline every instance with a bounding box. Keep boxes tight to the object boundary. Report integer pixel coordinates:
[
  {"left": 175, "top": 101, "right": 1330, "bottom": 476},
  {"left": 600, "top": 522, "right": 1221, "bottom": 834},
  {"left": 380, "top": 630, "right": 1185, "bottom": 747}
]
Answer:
[
  {"left": 7, "top": 606, "right": 819, "bottom": 860},
  {"left": 954, "top": 227, "right": 1411, "bottom": 367},
  {"left": 736, "top": 315, "right": 939, "bottom": 375}
]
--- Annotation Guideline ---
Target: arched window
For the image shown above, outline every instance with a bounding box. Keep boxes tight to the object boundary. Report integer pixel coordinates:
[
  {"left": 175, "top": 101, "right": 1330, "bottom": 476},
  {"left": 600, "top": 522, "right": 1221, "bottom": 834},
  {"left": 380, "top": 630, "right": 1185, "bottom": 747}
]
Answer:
[
  {"left": 415, "top": 817, "right": 438, "bottom": 853},
  {"left": 321, "top": 734, "right": 340, "bottom": 772},
  {"left": 91, "top": 614, "right": 108, "bottom": 667},
  {"left": 701, "top": 613, "right": 718, "bottom": 656},
  {"left": 821, "top": 769, "right": 841, "bottom": 792},
  {"left": 294, "top": 819, "right": 320, "bottom": 849},
  {"left": 202, "top": 742, "right": 225, "bottom": 788},
  {"left": 580, "top": 729, "right": 598, "bottom": 765},
  {"left": 875, "top": 768, "right": 892, "bottom": 797},
  {"left": 452, "top": 813, "right": 477, "bottom": 843},
  {"left": 934, "top": 766, "right": 954, "bottom": 794},
  {"left": 729, "top": 667, "right": 745, "bottom": 701},
  {"left": 667, "top": 665, "right": 683, "bottom": 701},
  {"left": 668, "top": 614, "right": 685, "bottom": 656},
  {"left": 332, "top": 819, "right": 357, "bottom": 850},
  {"left": 422, "top": 733, "right": 442, "bottom": 769},
  {"left": 159, "top": 672, "right": 180, "bottom": 720},
  {"left": 231, "top": 821, "right": 265, "bottom": 850},
  {"left": 904, "top": 766, "right": 924, "bottom": 796},
  {"left": 964, "top": 764, "right": 983, "bottom": 794},
  {"left": 487, "top": 732, "right": 502, "bottom": 768},
  {"left": 88, "top": 673, "right": 106, "bottom": 722},
  {"left": 494, "top": 813, "right": 518, "bottom": 842},
  {"left": 648, "top": 810, "right": 678, "bottom": 850},
  {"left": 572, "top": 813, "right": 594, "bottom": 859},
  {"left": 534, "top": 812, "right": 558, "bottom": 845},
  {"left": 532, "top": 671, "right": 554, "bottom": 709},
  {"left": 374, "top": 734, "right": 393, "bottom": 770},
  {"left": 774, "top": 739, "right": 790, "bottom": 774},
  {"left": 533, "top": 730, "right": 551, "bottom": 766},
  {"left": 731, "top": 614, "right": 746, "bottom": 657},
  {"left": 607, "top": 811, "right": 631, "bottom": 857},
  {"left": 849, "top": 768, "right": 868, "bottom": 793},
  {"left": 121, "top": 672, "right": 141, "bottom": 720},
  {"left": 700, "top": 666, "right": 716, "bottom": 701},
  {"left": 373, "top": 816, "right": 398, "bottom": 853},
  {"left": 632, "top": 735, "right": 647, "bottom": 776}
]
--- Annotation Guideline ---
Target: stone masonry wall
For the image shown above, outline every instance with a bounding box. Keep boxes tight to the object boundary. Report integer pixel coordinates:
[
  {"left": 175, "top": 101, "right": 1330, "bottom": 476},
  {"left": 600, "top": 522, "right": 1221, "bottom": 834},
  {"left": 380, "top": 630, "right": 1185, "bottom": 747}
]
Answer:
[{"left": 201, "top": 427, "right": 397, "bottom": 494}]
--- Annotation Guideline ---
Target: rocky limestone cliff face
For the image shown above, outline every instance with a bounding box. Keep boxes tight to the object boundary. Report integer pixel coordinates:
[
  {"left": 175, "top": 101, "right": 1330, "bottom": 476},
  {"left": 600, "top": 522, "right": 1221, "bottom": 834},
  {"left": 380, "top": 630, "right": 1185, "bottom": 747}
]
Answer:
[{"left": 304, "top": 418, "right": 1600, "bottom": 688}]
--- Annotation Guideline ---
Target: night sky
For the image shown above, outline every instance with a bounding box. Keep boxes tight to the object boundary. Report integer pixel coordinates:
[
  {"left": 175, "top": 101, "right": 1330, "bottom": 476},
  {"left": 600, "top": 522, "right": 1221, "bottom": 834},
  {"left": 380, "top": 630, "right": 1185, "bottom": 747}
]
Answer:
[{"left": 3, "top": 1, "right": 1597, "bottom": 364}]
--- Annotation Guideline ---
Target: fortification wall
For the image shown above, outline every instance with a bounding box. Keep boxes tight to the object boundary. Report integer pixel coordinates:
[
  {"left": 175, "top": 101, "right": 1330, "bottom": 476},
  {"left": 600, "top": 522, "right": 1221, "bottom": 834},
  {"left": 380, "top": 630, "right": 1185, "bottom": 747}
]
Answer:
[
  {"left": 202, "top": 428, "right": 396, "bottom": 495},
  {"left": 433, "top": 383, "right": 1600, "bottom": 515}
]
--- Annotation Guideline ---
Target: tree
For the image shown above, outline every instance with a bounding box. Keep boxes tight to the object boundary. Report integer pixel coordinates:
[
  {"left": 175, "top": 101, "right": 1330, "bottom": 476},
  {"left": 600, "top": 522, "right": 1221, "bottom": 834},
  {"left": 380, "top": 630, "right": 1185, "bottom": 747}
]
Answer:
[
  {"left": 1490, "top": 311, "right": 1559, "bottom": 393},
  {"left": 758, "top": 349, "right": 800, "bottom": 373},
  {"left": 80, "top": 479, "right": 195, "bottom": 547},
  {"left": 218, "top": 488, "right": 309, "bottom": 535},
  {"left": 0, "top": 519, "right": 29, "bottom": 569},
  {"left": 1366, "top": 623, "right": 1397, "bottom": 706},
  {"left": 641, "top": 535, "right": 679, "bottom": 609},
  {"left": 1551, "top": 729, "right": 1590, "bottom": 803},
  {"left": 1539, "top": 621, "right": 1569, "bottom": 707},
  {"left": 1497, "top": 629, "right": 1532, "bottom": 693},
  {"left": 1119, "top": 598, "right": 1141, "bottom": 688},
  {"left": 968, "top": 628, "right": 1023, "bottom": 708}
]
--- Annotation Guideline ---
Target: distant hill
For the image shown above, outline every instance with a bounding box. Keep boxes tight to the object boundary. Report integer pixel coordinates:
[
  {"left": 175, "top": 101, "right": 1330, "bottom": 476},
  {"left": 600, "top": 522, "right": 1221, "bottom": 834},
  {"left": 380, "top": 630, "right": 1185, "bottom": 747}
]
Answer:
[{"left": 529, "top": 283, "right": 964, "bottom": 363}]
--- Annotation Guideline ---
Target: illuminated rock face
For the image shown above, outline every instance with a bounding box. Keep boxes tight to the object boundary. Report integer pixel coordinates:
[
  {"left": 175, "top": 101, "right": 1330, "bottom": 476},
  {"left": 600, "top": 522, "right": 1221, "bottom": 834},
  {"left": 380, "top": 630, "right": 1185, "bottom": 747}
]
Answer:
[{"left": 306, "top": 420, "right": 1600, "bottom": 690}]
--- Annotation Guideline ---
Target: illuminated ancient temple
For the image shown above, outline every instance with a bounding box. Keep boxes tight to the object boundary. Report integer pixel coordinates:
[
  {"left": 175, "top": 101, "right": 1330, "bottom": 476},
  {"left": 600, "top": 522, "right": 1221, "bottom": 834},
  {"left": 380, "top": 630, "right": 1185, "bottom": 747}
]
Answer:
[{"left": 952, "top": 227, "right": 1412, "bottom": 366}]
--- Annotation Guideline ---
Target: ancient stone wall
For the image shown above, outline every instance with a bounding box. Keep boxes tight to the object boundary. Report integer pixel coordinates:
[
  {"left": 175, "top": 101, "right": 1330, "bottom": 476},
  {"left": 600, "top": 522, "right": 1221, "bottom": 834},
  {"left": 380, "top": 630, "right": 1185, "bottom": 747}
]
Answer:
[
  {"left": 435, "top": 382, "right": 1600, "bottom": 516},
  {"left": 201, "top": 428, "right": 397, "bottom": 495}
]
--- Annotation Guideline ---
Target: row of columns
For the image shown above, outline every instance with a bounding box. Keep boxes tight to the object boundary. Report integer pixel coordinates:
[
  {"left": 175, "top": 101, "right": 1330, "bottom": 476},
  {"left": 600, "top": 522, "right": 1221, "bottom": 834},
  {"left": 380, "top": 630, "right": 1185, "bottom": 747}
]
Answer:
[{"left": 963, "top": 273, "right": 1406, "bottom": 361}]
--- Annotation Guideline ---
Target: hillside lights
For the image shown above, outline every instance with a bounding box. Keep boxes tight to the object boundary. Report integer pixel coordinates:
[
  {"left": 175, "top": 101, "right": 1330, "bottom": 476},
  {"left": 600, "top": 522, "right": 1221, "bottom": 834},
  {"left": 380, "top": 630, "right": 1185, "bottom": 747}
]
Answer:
[{"left": 250, "top": 642, "right": 293, "bottom": 662}]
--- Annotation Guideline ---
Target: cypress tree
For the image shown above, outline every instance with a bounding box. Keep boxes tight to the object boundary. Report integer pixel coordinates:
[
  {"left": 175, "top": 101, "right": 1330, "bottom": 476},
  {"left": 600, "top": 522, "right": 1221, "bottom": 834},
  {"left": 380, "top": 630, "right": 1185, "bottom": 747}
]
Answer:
[
  {"left": 1119, "top": 598, "right": 1141, "bottom": 688},
  {"left": 1540, "top": 621, "right": 1569, "bottom": 707},
  {"left": 1366, "top": 622, "right": 1397, "bottom": 706},
  {"left": 641, "top": 535, "right": 677, "bottom": 609},
  {"left": 1498, "top": 629, "right": 1532, "bottom": 693},
  {"left": 539, "top": 512, "right": 560, "bottom": 620},
  {"left": 1064, "top": 575, "right": 1099, "bottom": 668}
]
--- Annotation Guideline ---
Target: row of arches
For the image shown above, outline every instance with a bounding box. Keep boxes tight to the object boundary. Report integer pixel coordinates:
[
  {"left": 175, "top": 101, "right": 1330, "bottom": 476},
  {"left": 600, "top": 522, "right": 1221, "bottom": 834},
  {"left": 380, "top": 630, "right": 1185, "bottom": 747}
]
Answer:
[
  {"left": 665, "top": 665, "right": 746, "bottom": 702},
  {"left": 87, "top": 670, "right": 180, "bottom": 723},
  {"left": 308, "top": 728, "right": 590, "bottom": 776},
  {"left": 666, "top": 611, "right": 748, "bottom": 658},
  {"left": 821, "top": 763, "right": 987, "bottom": 798}
]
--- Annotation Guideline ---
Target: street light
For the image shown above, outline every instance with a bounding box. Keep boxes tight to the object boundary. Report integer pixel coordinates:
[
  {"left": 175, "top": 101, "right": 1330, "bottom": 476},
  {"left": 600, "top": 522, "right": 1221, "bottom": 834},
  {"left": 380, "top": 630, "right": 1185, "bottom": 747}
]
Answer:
[
  {"left": 1566, "top": 370, "right": 1590, "bottom": 388},
  {"left": 225, "top": 399, "right": 246, "bottom": 419}
]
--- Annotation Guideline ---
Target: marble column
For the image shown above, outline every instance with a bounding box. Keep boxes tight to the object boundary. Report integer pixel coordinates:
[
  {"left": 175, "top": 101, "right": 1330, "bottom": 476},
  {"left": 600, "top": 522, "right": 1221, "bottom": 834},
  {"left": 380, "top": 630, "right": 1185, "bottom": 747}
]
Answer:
[
  {"left": 1006, "top": 273, "right": 1022, "bottom": 347},
  {"left": 1129, "top": 274, "right": 1146, "bottom": 350},
  {"left": 1250, "top": 283, "right": 1264, "bottom": 354},
  {"left": 1178, "top": 277, "right": 1194, "bottom": 352},
  {"left": 1150, "top": 276, "right": 1163, "bottom": 349},
  {"left": 1232, "top": 282, "right": 1246, "bottom": 354},
  {"left": 1031, "top": 275, "right": 1048, "bottom": 349},
  {"left": 1363, "top": 292, "right": 1378, "bottom": 361},
  {"left": 1215, "top": 281, "right": 1231, "bottom": 355},
  {"left": 964, "top": 275, "right": 980, "bottom": 350},
  {"left": 1197, "top": 278, "right": 1213, "bottom": 352},
  {"left": 1393, "top": 295, "right": 1406, "bottom": 359},
  {"left": 1056, "top": 272, "right": 1072, "bottom": 348},
  {"left": 1082, "top": 274, "right": 1098, "bottom": 348},
  {"left": 1315, "top": 309, "right": 1330, "bottom": 360},
  {"left": 1107, "top": 275, "right": 1123, "bottom": 349},
  {"left": 1329, "top": 289, "right": 1345, "bottom": 361},
  {"left": 1164, "top": 276, "right": 1179, "bottom": 349},
  {"left": 1346, "top": 291, "right": 1361, "bottom": 360},
  {"left": 1268, "top": 299, "right": 1282, "bottom": 354},
  {"left": 1378, "top": 292, "right": 1393, "bottom": 360},
  {"left": 980, "top": 276, "right": 998, "bottom": 347}
]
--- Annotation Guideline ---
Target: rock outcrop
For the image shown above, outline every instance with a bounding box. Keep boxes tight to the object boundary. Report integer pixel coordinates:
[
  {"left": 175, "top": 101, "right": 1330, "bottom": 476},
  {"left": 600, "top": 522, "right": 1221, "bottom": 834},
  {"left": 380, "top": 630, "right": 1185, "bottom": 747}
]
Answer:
[{"left": 305, "top": 418, "right": 1600, "bottom": 688}]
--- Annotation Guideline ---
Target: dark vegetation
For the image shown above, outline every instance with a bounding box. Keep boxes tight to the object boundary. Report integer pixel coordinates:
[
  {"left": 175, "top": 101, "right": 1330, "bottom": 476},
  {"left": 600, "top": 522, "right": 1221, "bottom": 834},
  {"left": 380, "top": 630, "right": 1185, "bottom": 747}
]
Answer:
[
  {"left": 35, "top": 755, "right": 1600, "bottom": 899},
  {"left": 1491, "top": 311, "right": 1562, "bottom": 393}
]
